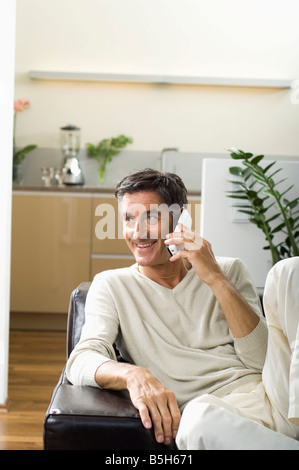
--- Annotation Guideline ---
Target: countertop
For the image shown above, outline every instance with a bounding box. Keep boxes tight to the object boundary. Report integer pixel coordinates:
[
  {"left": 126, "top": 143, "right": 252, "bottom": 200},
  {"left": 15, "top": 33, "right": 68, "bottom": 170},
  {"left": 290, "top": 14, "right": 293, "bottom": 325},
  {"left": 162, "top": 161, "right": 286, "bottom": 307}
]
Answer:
[
  {"left": 13, "top": 184, "right": 116, "bottom": 194},
  {"left": 13, "top": 184, "right": 201, "bottom": 197}
]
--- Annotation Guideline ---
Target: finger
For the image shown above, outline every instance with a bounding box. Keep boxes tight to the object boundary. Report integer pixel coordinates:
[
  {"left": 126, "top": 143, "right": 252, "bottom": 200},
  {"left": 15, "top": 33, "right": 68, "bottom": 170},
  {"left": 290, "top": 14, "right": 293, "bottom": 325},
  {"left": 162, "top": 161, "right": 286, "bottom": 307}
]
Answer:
[
  {"left": 167, "top": 394, "right": 181, "bottom": 439},
  {"left": 165, "top": 231, "right": 196, "bottom": 247},
  {"left": 140, "top": 392, "right": 173, "bottom": 444},
  {"left": 137, "top": 394, "right": 166, "bottom": 444},
  {"left": 166, "top": 226, "right": 194, "bottom": 240},
  {"left": 137, "top": 402, "right": 152, "bottom": 430},
  {"left": 164, "top": 235, "right": 184, "bottom": 246},
  {"left": 158, "top": 391, "right": 181, "bottom": 440},
  {"left": 147, "top": 404, "right": 165, "bottom": 443},
  {"left": 160, "top": 409, "right": 173, "bottom": 444},
  {"left": 154, "top": 399, "right": 173, "bottom": 444},
  {"left": 177, "top": 223, "right": 195, "bottom": 238},
  {"left": 134, "top": 399, "right": 168, "bottom": 444},
  {"left": 168, "top": 249, "right": 189, "bottom": 262}
]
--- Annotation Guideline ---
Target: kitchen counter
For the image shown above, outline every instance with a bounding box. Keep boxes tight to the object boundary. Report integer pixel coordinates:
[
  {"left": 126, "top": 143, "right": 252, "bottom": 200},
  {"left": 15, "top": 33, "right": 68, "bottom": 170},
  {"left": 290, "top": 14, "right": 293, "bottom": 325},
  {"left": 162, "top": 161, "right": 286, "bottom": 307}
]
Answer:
[
  {"left": 12, "top": 184, "right": 201, "bottom": 197},
  {"left": 13, "top": 184, "right": 116, "bottom": 194}
]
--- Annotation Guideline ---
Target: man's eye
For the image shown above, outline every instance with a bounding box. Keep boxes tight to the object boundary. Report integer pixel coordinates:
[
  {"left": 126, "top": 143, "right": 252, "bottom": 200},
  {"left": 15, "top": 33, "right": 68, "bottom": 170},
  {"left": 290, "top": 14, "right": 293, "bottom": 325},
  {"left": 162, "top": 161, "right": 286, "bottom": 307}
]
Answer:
[
  {"left": 148, "top": 214, "right": 159, "bottom": 224},
  {"left": 124, "top": 215, "right": 134, "bottom": 224}
]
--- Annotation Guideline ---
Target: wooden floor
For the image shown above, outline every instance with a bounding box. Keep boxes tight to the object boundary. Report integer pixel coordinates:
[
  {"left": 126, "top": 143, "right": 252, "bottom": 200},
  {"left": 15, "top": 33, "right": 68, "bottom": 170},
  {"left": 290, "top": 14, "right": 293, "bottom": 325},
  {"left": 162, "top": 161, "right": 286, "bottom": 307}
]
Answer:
[{"left": 0, "top": 330, "right": 66, "bottom": 450}]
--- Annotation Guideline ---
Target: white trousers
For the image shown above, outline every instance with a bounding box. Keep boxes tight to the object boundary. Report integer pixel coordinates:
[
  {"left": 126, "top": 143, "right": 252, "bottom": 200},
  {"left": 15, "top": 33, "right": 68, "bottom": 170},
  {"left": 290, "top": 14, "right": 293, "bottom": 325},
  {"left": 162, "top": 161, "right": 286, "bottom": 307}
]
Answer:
[{"left": 176, "top": 257, "right": 299, "bottom": 450}]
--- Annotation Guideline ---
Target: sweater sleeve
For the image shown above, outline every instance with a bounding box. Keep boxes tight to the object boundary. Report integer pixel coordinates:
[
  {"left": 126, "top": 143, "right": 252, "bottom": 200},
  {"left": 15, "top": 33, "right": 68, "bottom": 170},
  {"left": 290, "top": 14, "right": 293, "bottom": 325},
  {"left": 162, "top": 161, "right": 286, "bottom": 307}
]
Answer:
[
  {"left": 227, "top": 258, "right": 268, "bottom": 372},
  {"left": 66, "top": 273, "right": 120, "bottom": 387}
]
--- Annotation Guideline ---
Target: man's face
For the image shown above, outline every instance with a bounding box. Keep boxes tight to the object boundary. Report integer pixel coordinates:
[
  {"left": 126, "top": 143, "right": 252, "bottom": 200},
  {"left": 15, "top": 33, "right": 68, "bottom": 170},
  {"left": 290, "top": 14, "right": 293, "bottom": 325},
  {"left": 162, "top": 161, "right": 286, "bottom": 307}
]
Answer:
[{"left": 121, "top": 191, "right": 173, "bottom": 267}]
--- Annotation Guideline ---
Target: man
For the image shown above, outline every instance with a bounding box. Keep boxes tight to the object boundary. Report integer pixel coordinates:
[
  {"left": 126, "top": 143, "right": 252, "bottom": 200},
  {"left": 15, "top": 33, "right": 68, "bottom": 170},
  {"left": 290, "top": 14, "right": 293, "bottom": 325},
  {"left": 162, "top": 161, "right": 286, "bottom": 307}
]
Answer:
[{"left": 66, "top": 168, "right": 299, "bottom": 449}]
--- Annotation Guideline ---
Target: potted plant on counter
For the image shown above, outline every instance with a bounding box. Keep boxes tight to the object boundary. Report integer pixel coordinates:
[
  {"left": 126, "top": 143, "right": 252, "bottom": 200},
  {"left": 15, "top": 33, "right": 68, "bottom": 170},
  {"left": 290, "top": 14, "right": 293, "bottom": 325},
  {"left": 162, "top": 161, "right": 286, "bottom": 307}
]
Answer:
[
  {"left": 13, "top": 99, "right": 37, "bottom": 183},
  {"left": 86, "top": 134, "right": 133, "bottom": 184},
  {"left": 227, "top": 148, "right": 299, "bottom": 266}
]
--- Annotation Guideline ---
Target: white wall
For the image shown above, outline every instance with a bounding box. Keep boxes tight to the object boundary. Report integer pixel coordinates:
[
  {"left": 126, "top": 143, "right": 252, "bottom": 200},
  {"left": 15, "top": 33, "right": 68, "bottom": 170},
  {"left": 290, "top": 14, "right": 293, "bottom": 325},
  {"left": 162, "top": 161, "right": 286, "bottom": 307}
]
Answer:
[
  {"left": 14, "top": 0, "right": 299, "bottom": 156},
  {"left": 0, "top": 0, "right": 16, "bottom": 407}
]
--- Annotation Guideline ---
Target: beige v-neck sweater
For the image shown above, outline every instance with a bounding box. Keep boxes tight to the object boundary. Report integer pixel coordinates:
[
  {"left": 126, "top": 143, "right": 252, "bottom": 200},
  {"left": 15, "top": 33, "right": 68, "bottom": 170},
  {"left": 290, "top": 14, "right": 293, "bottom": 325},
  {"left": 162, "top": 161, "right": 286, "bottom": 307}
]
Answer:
[{"left": 66, "top": 257, "right": 268, "bottom": 410}]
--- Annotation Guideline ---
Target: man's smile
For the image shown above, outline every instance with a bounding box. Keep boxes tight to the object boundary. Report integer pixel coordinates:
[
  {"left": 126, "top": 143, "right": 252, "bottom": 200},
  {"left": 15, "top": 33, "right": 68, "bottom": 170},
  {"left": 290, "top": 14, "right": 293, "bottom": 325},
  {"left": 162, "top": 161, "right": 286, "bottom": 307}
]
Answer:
[{"left": 134, "top": 241, "right": 157, "bottom": 249}]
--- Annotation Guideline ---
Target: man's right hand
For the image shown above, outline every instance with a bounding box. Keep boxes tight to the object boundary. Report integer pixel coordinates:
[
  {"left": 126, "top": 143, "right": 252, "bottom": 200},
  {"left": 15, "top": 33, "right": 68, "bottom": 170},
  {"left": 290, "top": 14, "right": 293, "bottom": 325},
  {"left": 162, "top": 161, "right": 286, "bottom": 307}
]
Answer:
[
  {"left": 95, "top": 361, "right": 181, "bottom": 445},
  {"left": 126, "top": 365, "right": 181, "bottom": 445}
]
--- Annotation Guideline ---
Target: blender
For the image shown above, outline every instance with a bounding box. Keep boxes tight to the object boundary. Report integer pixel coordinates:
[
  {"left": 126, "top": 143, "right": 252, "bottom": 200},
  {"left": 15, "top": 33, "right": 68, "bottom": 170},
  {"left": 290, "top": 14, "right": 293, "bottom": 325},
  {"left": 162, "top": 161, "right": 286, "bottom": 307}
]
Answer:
[{"left": 60, "top": 124, "right": 84, "bottom": 185}]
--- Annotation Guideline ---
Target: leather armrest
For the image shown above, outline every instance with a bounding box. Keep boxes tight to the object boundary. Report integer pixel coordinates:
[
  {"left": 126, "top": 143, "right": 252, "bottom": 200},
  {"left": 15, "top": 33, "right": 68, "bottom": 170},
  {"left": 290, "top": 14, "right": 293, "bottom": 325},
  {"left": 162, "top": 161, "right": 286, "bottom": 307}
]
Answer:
[{"left": 44, "top": 369, "right": 174, "bottom": 450}]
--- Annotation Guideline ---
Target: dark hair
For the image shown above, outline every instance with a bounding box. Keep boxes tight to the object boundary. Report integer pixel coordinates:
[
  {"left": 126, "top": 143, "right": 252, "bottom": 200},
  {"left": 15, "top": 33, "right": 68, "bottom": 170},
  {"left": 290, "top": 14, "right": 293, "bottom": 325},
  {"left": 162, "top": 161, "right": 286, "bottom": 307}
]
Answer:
[{"left": 115, "top": 168, "right": 188, "bottom": 207}]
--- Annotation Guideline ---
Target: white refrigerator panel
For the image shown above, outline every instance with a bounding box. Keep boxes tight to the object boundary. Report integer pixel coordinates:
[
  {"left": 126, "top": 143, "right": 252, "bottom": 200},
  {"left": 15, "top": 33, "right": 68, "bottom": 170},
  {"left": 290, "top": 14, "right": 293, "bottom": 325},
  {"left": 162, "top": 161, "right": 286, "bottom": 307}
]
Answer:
[{"left": 200, "top": 158, "right": 299, "bottom": 289}]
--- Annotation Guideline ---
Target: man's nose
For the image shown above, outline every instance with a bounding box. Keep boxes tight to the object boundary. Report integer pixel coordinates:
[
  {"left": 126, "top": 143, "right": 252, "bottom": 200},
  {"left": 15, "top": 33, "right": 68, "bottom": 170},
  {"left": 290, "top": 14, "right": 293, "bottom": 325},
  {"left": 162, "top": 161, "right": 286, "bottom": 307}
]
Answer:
[{"left": 132, "top": 218, "right": 147, "bottom": 240}]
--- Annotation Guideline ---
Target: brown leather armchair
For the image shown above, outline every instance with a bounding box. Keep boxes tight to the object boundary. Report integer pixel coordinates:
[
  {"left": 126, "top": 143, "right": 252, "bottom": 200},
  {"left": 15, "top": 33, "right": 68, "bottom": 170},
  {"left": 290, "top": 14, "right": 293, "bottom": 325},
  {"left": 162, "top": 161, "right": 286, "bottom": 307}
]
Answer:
[{"left": 43, "top": 282, "right": 174, "bottom": 450}]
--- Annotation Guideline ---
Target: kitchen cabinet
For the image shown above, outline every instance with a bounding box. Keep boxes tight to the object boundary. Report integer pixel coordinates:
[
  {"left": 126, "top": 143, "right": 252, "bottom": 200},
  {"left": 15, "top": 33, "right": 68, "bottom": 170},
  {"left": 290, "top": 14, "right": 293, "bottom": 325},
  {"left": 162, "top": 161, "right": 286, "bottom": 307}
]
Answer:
[{"left": 10, "top": 193, "right": 92, "bottom": 314}]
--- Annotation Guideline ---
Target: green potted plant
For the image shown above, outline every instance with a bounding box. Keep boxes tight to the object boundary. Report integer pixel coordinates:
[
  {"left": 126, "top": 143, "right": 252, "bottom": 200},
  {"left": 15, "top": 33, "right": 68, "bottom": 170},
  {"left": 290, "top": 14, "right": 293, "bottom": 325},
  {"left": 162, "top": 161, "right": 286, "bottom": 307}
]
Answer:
[
  {"left": 227, "top": 148, "right": 299, "bottom": 265},
  {"left": 86, "top": 134, "right": 133, "bottom": 183},
  {"left": 13, "top": 99, "right": 37, "bottom": 183}
]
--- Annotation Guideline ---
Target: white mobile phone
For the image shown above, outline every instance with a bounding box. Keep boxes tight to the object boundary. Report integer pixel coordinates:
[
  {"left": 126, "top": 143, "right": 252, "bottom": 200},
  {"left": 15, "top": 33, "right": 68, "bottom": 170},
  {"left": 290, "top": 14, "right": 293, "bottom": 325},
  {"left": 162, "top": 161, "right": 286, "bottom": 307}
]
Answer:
[{"left": 167, "top": 208, "right": 192, "bottom": 256}]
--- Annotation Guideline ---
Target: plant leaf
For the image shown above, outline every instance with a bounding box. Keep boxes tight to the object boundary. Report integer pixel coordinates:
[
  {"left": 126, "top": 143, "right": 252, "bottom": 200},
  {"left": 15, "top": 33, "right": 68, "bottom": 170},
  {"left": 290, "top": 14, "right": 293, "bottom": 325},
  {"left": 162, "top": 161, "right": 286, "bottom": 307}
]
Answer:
[
  {"left": 265, "top": 213, "right": 281, "bottom": 224},
  {"left": 226, "top": 195, "right": 248, "bottom": 199},
  {"left": 263, "top": 161, "right": 276, "bottom": 174},
  {"left": 237, "top": 209, "right": 255, "bottom": 216},
  {"left": 280, "top": 184, "right": 294, "bottom": 198},
  {"left": 250, "top": 154, "right": 264, "bottom": 165},
  {"left": 284, "top": 198, "right": 299, "bottom": 209},
  {"left": 271, "top": 222, "right": 286, "bottom": 234},
  {"left": 229, "top": 166, "right": 243, "bottom": 176}
]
